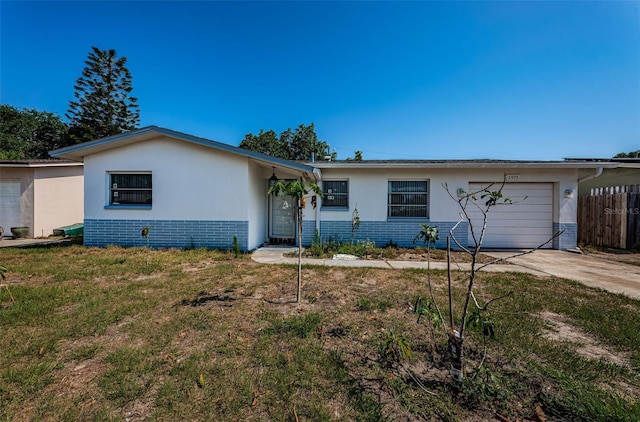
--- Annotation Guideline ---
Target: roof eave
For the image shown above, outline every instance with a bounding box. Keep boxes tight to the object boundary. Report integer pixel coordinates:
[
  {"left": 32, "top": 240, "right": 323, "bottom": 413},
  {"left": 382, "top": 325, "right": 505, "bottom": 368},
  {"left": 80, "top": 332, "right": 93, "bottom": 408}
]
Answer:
[
  {"left": 308, "top": 161, "right": 620, "bottom": 169},
  {"left": 0, "top": 161, "right": 84, "bottom": 168},
  {"left": 49, "top": 126, "right": 317, "bottom": 174}
]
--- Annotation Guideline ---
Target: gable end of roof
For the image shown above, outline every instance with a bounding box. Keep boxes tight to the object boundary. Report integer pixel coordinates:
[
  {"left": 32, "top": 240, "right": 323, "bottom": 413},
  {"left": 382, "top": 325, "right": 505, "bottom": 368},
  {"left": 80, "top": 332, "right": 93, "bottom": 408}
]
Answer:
[{"left": 49, "top": 126, "right": 316, "bottom": 173}]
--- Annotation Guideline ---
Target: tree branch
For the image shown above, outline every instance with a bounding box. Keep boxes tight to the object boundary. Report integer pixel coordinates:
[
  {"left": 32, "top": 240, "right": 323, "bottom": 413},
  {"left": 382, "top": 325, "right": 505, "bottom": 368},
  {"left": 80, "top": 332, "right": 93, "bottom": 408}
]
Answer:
[
  {"left": 471, "top": 290, "right": 514, "bottom": 311},
  {"left": 448, "top": 216, "right": 471, "bottom": 255}
]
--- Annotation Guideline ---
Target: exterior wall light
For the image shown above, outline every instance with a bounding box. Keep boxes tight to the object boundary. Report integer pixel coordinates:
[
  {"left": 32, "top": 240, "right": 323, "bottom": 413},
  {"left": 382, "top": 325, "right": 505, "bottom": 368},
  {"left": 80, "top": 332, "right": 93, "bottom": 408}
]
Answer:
[
  {"left": 269, "top": 167, "right": 278, "bottom": 187},
  {"left": 456, "top": 188, "right": 466, "bottom": 198},
  {"left": 564, "top": 189, "right": 575, "bottom": 198}
]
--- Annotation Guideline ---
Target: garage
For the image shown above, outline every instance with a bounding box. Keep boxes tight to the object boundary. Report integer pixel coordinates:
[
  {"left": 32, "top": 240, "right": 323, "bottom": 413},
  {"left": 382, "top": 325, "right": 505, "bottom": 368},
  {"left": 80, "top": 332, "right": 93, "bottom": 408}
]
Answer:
[
  {"left": 0, "top": 180, "right": 21, "bottom": 233},
  {"left": 467, "top": 182, "right": 553, "bottom": 249}
]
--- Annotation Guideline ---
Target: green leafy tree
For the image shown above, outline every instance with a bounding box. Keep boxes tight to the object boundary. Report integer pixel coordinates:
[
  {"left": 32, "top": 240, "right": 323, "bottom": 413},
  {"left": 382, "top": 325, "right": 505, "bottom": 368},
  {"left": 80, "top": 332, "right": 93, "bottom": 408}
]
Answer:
[
  {"left": 267, "top": 179, "right": 322, "bottom": 302},
  {"left": 346, "top": 150, "right": 364, "bottom": 161},
  {"left": 66, "top": 46, "right": 139, "bottom": 144},
  {"left": 240, "top": 123, "right": 335, "bottom": 161},
  {"left": 238, "top": 129, "right": 287, "bottom": 158},
  {"left": 0, "top": 105, "right": 69, "bottom": 159},
  {"left": 614, "top": 150, "right": 640, "bottom": 158}
]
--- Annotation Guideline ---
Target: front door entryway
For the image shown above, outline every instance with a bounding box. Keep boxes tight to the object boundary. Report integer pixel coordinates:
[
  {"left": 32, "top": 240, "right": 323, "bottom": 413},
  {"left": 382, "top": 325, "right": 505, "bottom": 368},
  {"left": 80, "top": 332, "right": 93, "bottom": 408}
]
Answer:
[{"left": 269, "top": 193, "right": 296, "bottom": 244}]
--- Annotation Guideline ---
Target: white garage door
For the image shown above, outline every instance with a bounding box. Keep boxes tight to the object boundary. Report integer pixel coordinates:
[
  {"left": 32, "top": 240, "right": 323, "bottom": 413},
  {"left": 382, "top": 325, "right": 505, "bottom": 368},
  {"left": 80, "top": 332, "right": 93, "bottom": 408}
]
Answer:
[
  {"left": 467, "top": 183, "right": 553, "bottom": 249},
  {"left": 0, "top": 180, "right": 21, "bottom": 234}
]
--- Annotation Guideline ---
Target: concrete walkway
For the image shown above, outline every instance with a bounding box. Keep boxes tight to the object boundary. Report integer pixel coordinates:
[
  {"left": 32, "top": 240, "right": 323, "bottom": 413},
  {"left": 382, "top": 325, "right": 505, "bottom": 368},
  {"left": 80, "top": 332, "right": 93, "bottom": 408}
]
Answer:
[
  {"left": 252, "top": 247, "right": 640, "bottom": 299},
  {"left": 0, "top": 237, "right": 73, "bottom": 248}
]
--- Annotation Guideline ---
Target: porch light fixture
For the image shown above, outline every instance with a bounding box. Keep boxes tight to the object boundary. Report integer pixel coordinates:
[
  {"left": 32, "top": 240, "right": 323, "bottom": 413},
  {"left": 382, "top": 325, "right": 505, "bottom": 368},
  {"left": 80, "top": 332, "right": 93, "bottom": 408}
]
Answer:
[
  {"left": 269, "top": 167, "right": 278, "bottom": 186},
  {"left": 564, "top": 189, "right": 575, "bottom": 198}
]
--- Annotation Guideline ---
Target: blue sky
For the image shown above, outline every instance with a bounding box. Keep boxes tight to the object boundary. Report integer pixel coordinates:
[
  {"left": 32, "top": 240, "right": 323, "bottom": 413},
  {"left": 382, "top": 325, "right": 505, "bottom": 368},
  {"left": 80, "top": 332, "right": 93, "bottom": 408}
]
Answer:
[{"left": 1, "top": 1, "right": 639, "bottom": 160}]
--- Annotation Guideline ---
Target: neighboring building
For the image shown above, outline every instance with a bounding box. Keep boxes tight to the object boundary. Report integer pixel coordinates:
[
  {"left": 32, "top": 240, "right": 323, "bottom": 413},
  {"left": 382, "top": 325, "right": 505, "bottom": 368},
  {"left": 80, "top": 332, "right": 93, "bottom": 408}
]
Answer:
[
  {"left": 0, "top": 160, "right": 84, "bottom": 238},
  {"left": 51, "top": 126, "right": 621, "bottom": 251},
  {"left": 568, "top": 158, "right": 640, "bottom": 196}
]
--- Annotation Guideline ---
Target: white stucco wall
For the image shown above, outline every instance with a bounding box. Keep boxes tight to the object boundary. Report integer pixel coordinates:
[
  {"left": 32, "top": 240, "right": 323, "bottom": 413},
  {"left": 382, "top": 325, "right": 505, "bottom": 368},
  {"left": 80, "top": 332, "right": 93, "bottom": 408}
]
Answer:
[
  {"left": 317, "top": 167, "right": 579, "bottom": 225},
  {"left": 84, "top": 136, "right": 251, "bottom": 221},
  {"left": 247, "top": 161, "right": 268, "bottom": 250},
  {"left": 33, "top": 166, "right": 84, "bottom": 237}
]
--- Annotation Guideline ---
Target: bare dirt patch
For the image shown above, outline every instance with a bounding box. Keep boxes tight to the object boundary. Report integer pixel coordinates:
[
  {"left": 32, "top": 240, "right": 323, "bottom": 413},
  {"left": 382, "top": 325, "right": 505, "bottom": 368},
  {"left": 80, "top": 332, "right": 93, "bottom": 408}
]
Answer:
[{"left": 540, "top": 311, "right": 630, "bottom": 368}]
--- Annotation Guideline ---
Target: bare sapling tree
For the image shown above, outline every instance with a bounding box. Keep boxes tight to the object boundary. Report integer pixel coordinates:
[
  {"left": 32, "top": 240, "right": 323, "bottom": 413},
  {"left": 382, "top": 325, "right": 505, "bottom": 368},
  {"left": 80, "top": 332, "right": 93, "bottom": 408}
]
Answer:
[
  {"left": 419, "top": 179, "right": 563, "bottom": 383},
  {"left": 351, "top": 205, "right": 361, "bottom": 246},
  {"left": 413, "top": 224, "right": 449, "bottom": 355},
  {"left": 1, "top": 264, "right": 15, "bottom": 303},
  {"left": 141, "top": 226, "right": 152, "bottom": 266},
  {"left": 413, "top": 224, "right": 445, "bottom": 326},
  {"left": 268, "top": 179, "right": 322, "bottom": 303}
]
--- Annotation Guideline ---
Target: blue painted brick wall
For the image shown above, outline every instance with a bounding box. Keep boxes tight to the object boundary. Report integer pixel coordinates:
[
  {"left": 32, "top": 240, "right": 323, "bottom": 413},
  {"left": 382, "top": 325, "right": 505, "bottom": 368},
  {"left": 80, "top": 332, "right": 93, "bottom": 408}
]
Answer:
[
  {"left": 315, "top": 220, "right": 468, "bottom": 249},
  {"left": 553, "top": 222, "right": 577, "bottom": 250},
  {"left": 84, "top": 219, "right": 249, "bottom": 250},
  {"left": 302, "top": 220, "right": 317, "bottom": 246}
]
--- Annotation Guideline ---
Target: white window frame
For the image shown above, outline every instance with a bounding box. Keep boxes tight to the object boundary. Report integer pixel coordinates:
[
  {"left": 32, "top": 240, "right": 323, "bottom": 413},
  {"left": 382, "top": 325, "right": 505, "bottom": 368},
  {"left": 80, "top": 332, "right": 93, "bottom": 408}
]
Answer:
[
  {"left": 387, "top": 179, "right": 429, "bottom": 219},
  {"left": 108, "top": 172, "right": 152, "bottom": 207},
  {"left": 322, "top": 180, "right": 349, "bottom": 209}
]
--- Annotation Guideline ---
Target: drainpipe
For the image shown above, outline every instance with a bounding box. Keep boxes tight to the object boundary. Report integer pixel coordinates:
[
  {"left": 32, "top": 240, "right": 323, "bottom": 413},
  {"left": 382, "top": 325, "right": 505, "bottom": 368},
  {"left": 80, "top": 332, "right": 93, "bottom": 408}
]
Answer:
[
  {"left": 570, "top": 166, "right": 604, "bottom": 250},
  {"left": 578, "top": 167, "right": 603, "bottom": 183},
  {"left": 312, "top": 167, "right": 322, "bottom": 238}
]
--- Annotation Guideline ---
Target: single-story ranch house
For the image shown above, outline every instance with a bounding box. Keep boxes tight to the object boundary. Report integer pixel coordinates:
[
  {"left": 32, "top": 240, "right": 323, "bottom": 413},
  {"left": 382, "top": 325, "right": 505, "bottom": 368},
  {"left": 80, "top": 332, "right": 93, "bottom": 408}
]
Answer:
[
  {"left": 0, "top": 160, "right": 84, "bottom": 238},
  {"left": 50, "top": 126, "right": 621, "bottom": 251}
]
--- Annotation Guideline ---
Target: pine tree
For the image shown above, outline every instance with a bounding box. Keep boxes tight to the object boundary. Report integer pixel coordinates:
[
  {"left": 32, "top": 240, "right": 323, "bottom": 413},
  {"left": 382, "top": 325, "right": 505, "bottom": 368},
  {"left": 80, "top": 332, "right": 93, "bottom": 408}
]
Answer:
[{"left": 66, "top": 46, "right": 139, "bottom": 144}]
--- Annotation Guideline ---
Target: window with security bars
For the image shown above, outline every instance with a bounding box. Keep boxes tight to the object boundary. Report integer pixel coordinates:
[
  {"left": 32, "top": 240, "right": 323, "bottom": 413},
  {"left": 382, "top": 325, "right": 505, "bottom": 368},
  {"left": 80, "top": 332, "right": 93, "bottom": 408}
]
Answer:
[
  {"left": 322, "top": 180, "right": 349, "bottom": 208},
  {"left": 110, "top": 173, "right": 152, "bottom": 205},
  {"left": 388, "top": 180, "right": 428, "bottom": 218}
]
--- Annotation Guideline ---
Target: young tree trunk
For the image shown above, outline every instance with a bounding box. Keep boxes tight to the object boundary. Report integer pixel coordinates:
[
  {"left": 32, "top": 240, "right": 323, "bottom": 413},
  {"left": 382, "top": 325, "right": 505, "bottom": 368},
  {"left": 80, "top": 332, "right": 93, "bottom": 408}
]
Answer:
[
  {"left": 448, "top": 331, "right": 464, "bottom": 382},
  {"left": 297, "top": 201, "right": 302, "bottom": 303},
  {"left": 446, "top": 236, "right": 464, "bottom": 382}
]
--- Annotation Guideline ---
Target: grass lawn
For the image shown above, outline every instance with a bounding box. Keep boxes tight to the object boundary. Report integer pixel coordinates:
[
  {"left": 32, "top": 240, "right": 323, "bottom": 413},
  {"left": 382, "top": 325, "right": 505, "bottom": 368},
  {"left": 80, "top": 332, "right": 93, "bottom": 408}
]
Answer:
[{"left": 0, "top": 245, "right": 638, "bottom": 421}]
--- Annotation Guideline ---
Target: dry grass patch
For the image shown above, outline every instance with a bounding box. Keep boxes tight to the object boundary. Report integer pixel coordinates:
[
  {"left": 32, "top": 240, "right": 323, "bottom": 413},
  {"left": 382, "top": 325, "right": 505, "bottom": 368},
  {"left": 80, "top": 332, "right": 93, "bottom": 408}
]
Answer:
[
  {"left": 580, "top": 245, "right": 640, "bottom": 266},
  {"left": 0, "top": 246, "right": 639, "bottom": 421}
]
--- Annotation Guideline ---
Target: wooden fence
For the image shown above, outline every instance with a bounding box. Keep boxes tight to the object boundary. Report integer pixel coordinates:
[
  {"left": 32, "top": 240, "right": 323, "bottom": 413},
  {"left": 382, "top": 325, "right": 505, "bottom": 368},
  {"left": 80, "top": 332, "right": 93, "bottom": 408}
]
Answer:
[{"left": 578, "top": 184, "right": 640, "bottom": 249}]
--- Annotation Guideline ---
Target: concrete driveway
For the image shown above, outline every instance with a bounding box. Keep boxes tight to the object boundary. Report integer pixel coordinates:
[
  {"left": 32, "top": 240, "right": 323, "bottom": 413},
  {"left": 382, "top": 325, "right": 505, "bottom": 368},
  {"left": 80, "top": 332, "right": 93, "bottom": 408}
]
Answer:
[{"left": 484, "top": 250, "right": 640, "bottom": 299}]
